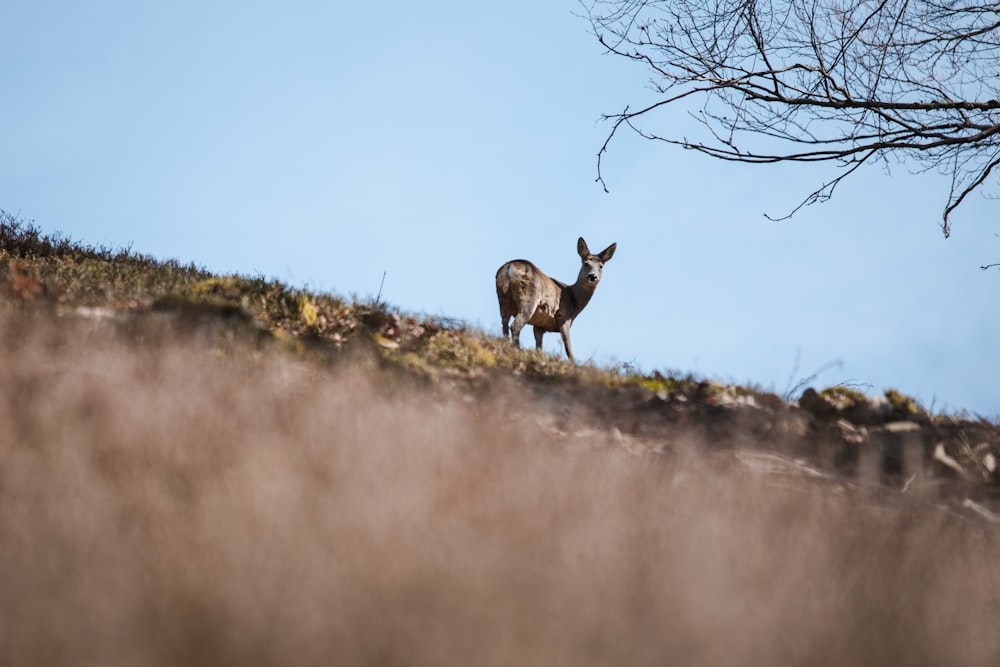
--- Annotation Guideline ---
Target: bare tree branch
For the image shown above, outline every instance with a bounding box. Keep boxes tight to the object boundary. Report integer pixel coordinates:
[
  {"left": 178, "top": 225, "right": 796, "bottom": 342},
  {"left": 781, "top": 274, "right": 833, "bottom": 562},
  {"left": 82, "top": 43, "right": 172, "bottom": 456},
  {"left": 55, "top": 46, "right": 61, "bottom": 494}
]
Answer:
[{"left": 583, "top": 0, "right": 1000, "bottom": 232}]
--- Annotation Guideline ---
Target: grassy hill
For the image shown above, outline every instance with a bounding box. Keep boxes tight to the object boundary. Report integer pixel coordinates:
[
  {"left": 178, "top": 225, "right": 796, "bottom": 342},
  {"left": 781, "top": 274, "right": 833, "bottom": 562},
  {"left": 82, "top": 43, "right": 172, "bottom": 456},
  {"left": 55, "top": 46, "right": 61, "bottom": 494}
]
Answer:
[{"left": 2, "top": 211, "right": 999, "bottom": 666}]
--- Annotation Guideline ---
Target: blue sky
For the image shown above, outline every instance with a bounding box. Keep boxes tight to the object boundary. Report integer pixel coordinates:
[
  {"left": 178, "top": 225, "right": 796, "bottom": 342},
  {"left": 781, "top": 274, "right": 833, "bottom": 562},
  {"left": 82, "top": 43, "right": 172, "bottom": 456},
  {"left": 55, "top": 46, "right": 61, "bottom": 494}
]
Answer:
[{"left": 2, "top": 1, "right": 998, "bottom": 415}]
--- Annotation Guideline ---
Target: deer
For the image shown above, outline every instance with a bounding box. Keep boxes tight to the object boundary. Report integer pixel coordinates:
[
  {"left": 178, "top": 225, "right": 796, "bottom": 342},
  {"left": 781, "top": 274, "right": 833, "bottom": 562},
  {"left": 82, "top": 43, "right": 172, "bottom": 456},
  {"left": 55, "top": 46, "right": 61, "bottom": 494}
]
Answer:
[{"left": 495, "top": 237, "right": 617, "bottom": 363}]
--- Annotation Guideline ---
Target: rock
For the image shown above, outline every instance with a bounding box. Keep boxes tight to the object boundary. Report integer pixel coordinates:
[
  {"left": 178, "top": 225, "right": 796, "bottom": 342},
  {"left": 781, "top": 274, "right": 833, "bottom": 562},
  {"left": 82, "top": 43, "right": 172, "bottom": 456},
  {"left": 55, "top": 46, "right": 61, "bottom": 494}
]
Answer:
[
  {"left": 933, "top": 442, "right": 968, "bottom": 479},
  {"left": 798, "top": 388, "right": 837, "bottom": 420},
  {"left": 883, "top": 421, "right": 922, "bottom": 433}
]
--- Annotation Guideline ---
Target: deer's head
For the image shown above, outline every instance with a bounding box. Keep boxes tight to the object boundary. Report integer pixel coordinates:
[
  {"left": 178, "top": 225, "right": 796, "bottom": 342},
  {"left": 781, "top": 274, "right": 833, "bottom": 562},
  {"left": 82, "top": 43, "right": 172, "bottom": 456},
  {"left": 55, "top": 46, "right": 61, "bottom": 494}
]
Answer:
[{"left": 577, "top": 237, "right": 617, "bottom": 290}]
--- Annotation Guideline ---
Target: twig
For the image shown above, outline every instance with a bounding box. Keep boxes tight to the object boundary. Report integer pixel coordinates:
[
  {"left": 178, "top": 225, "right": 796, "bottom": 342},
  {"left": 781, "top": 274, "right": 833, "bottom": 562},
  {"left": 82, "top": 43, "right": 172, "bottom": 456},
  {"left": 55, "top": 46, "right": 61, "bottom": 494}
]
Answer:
[{"left": 374, "top": 270, "right": 387, "bottom": 307}]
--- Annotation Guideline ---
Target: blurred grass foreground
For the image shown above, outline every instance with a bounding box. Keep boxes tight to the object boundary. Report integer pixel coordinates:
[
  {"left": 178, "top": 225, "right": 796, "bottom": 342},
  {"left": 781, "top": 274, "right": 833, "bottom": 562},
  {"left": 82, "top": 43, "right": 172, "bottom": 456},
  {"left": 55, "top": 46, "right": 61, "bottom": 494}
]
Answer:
[{"left": 1, "top": 212, "right": 999, "bottom": 666}]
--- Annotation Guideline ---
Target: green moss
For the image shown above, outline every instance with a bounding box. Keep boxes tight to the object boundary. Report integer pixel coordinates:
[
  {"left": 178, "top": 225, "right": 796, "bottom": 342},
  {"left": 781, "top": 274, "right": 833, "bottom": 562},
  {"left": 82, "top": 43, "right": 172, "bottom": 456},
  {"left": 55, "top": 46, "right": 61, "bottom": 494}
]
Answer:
[
  {"left": 466, "top": 339, "right": 497, "bottom": 368},
  {"left": 885, "top": 388, "right": 922, "bottom": 414},
  {"left": 819, "top": 386, "right": 869, "bottom": 411},
  {"left": 420, "top": 331, "right": 498, "bottom": 369},
  {"left": 187, "top": 276, "right": 251, "bottom": 302},
  {"left": 820, "top": 386, "right": 867, "bottom": 402},
  {"left": 298, "top": 295, "right": 319, "bottom": 328},
  {"left": 371, "top": 332, "right": 400, "bottom": 350},
  {"left": 635, "top": 377, "right": 672, "bottom": 393}
]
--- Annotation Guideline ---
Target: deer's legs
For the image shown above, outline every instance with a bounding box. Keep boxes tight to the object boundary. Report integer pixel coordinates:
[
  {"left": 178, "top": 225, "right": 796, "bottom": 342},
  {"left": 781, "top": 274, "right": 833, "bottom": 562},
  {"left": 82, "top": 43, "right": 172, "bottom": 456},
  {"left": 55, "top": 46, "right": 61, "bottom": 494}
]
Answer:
[
  {"left": 509, "top": 313, "right": 529, "bottom": 348},
  {"left": 559, "top": 323, "right": 574, "bottom": 363}
]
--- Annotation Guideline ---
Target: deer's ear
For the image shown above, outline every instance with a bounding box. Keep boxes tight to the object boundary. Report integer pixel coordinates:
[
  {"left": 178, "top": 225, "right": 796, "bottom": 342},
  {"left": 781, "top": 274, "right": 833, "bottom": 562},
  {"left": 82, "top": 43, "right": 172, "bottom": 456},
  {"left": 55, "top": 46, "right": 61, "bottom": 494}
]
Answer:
[
  {"left": 577, "top": 237, "right": 590, "bottom": 258},
  {"left": 598, "top": 243, "right": 617, "bottom": 263}
]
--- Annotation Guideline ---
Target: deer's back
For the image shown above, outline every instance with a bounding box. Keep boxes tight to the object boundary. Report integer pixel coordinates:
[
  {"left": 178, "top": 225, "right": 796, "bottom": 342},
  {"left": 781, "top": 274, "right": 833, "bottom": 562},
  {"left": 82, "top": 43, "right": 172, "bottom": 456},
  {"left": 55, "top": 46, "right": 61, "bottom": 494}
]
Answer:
[
  {"left": 496, "top": 260, "right": 565, "bottom": 324},
  {"left": 497, "top": 260, "right": 540, "bottom": 307}
]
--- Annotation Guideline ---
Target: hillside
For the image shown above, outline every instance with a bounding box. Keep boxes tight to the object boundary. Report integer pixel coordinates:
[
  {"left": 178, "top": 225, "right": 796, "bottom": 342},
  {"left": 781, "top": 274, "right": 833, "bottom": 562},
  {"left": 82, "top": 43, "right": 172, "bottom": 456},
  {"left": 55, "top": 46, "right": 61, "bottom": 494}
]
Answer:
[
  {"left": 1, "top": 211, "right": 999, "bottom": 666},
  {"left": 2, "top": 211, "right": 997, "bottom": 494}
]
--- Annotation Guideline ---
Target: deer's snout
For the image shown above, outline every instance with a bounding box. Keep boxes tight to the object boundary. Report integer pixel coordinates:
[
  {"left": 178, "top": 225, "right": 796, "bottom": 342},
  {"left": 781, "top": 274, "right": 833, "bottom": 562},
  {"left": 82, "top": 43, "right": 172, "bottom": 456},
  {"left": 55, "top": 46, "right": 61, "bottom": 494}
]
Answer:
[{"left": 586, "top": 272, "right": 599, "bottom": 284}]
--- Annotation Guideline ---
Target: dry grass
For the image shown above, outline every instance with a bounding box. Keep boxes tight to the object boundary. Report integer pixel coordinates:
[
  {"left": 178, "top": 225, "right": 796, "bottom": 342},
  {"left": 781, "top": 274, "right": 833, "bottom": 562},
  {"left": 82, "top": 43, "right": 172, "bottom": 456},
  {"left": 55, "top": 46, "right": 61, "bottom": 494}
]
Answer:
[{"left": 1, "top": 317, "right": 998, "bottom": 667}]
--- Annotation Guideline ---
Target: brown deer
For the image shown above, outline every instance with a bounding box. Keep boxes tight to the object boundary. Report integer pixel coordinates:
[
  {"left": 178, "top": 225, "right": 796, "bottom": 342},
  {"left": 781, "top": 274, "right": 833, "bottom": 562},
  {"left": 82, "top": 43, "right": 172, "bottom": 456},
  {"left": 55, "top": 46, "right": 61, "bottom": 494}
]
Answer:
[{"left": 495, "top": 237, "right": 617, "bottom": 362}]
